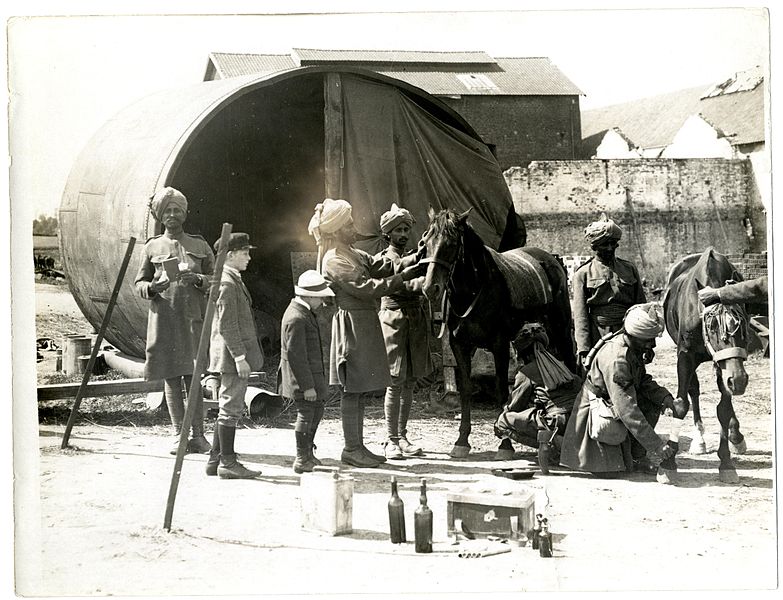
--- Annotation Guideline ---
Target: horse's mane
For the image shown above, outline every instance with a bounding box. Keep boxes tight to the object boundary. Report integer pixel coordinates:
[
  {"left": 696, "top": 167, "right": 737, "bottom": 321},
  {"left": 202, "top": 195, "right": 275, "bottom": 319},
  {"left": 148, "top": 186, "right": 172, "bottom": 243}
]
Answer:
[{"left": 430, "top": 209, "right": 486, "bottom": 251}]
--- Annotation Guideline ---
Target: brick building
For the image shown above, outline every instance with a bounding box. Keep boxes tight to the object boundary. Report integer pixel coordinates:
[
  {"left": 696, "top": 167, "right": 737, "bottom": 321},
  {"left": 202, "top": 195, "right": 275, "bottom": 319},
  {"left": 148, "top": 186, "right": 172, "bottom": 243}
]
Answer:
[{"left": 203, "top": 48, "right": 584, "bottom": 169}]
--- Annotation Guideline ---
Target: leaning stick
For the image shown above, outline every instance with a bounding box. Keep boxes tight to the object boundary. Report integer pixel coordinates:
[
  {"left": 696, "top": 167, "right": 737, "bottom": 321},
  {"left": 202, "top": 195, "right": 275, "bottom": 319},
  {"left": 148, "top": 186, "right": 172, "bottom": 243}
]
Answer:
[
  {"left": 164, "top": 223, "right": 232, "bottom": 531},
  {"left": 61, "top": 237, "right": 137, "bottom": 449}
]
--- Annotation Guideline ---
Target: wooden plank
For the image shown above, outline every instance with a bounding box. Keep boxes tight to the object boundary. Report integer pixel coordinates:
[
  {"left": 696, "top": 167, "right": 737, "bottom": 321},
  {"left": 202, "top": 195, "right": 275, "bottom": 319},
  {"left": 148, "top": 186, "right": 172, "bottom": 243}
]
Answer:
[
  {"left": 38, "top": 378, "right": 162, "bottom": 401},
  {"left": 323, "top": 72, "right": 344, "bottom": 199},
  {"left": 38, "top": 372, "right": 267, "bottom": 401}
]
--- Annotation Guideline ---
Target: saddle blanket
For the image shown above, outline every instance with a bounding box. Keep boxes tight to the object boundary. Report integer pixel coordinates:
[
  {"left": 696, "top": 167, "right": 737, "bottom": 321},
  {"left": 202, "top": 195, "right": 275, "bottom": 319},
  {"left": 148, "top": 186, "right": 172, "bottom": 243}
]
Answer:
[{"left": 486, "top": 247, "right": 553, "bottom": 309}]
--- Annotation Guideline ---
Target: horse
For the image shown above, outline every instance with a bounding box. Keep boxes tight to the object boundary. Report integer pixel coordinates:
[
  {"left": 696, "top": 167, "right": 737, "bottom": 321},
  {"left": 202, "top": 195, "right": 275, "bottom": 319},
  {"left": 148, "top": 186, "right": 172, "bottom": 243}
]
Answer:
[
  {"left": 420, "top": 207, "right": 575, "bottom": 459},
  {"left": 662, "top": 248, "right": 750, "bottom": 483}
]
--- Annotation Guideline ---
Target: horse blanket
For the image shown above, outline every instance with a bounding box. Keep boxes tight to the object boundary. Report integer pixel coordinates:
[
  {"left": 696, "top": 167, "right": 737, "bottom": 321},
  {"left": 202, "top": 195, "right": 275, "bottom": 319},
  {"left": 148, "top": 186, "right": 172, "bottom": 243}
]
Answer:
[{"left": 487, "top": 247, "right": 553, "bottom": 309}]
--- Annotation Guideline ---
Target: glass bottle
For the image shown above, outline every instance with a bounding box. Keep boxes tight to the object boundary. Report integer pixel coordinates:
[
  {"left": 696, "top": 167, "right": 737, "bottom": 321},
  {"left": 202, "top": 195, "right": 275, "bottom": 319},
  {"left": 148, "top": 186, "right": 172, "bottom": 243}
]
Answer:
[
  {"left": 388, "top": 476, "right": 406, "bottom": 543},
  {"left": 538, "top": 518, "right": 552, "bottom": 558},
  {"left": 530, "top": 513, "right": 543, "bottom": 550},
  {"left": 414, "top": 478, "right": 433, "bottom": 553}
]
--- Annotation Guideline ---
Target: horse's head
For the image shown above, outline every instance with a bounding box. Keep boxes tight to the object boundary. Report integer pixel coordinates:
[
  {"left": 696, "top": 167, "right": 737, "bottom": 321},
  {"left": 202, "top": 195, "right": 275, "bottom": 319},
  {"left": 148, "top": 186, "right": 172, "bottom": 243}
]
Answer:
[
  {"left": 702, "top": 302, "right": 750, "bottom": 395},
  {"left": 420, "top": 208, "right": 470, "bottom": 307}
]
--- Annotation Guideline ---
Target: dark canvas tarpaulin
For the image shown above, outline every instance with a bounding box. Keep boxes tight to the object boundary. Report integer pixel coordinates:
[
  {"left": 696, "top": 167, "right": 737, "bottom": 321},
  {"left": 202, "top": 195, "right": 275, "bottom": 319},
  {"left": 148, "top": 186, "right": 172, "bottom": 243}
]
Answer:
[{"left": 339, "top": 75, "right": 513, "bottom": 253}]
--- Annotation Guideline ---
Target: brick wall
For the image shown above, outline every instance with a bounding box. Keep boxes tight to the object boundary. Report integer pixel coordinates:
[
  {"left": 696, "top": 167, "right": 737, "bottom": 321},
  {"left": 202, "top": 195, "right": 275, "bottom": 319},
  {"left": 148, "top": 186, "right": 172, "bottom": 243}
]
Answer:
[
  {"left": 505, "top": 158, "right": 763, "bottom": 288},
  {"left": 725, "top": 252, "right": 768, "bottom": 280},
  {"left": 440, "top": 95, "right": 581, "bottom": 170}
]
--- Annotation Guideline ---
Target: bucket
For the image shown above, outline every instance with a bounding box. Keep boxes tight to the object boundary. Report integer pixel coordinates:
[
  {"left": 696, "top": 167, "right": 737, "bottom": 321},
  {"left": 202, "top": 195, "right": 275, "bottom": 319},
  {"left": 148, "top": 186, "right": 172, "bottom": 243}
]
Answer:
[
  {"left": 244, "top": 387, "right": 284, "bottom": 419},
  {"left": 63, "top": 336, "right": 92, "bottom": 376},
  {"left": 300, "top": 467, "right": 354, "bottom": 536}
]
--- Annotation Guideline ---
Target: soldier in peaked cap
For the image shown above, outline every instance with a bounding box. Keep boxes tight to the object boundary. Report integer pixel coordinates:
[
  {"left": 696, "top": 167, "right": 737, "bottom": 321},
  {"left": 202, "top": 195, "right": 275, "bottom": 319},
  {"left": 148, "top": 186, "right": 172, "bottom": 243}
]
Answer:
[
  {"left": 571, "top": 213, "right": 646, "bottom": 370},
  {"left": 308, "top": 198, "right": 427, "bottom": 468},
  {"left": 374, "top": 204, "right": 433, "bottom": 460},
  {"left": 134, "top": 186, "right": 215, "bottom": 456},
  {"left": 205, "top": 232, "right": 265, "bottom": 479},
  {"left": 279, "top": 270, "right": 335, "bottom": 473}
]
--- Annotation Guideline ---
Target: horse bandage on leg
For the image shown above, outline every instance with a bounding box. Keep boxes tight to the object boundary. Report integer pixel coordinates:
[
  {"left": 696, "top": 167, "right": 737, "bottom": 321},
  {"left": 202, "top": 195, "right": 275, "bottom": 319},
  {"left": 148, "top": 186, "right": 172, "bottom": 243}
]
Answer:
[{"left": 669, "top": 417, "right": 685, "bottom": 443}]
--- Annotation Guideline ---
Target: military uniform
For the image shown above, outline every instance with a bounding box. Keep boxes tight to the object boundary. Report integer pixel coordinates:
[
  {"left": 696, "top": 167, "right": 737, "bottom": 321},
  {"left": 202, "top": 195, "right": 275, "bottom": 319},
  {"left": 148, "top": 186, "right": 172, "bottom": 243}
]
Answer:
[
  {"left": 571, "top": 257, "right": 646, "bottom": 355},
  {"left": 560, "top": 333, "right": 672, "bottom": 474},
  {"left": 495, "top": 360, "right": 582, "bottom": 448},
  {"left": 323, "top": 246, "right": 413, "bottom": 393},
  {"left": 134, "top": 231, "right": 214, "bottom": 381}
]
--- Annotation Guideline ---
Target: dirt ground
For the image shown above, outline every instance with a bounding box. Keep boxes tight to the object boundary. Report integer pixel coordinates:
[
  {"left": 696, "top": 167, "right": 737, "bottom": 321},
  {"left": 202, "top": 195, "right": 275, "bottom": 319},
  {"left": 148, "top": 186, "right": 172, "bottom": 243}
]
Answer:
[{"left": 18, "top": 283, "right": 779, "bottom": 596}]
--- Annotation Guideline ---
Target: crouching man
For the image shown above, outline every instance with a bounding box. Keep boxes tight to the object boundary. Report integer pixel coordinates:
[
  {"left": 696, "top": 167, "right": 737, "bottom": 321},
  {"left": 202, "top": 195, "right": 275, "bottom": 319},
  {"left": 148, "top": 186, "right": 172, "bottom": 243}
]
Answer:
[
  {"left": 560, "top": 302, "right": 684, "bottom": 477},
  {"left": 494, "top": 323, "right": 582, "bottom": 473}
]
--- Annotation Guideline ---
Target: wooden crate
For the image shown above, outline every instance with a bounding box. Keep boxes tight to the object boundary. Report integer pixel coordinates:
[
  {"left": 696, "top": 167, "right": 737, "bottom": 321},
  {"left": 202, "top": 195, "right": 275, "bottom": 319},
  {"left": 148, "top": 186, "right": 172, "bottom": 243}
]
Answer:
[{"left": 446, "top": 487, "right": 535, "bottom": 539}]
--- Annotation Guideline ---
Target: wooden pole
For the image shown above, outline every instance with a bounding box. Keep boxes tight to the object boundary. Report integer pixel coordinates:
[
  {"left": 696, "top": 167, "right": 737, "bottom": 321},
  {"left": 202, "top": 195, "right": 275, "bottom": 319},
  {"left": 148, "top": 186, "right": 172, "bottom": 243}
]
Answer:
[
  {"left": 164, "top": 223, "right": 232, "bottom": 531},
  {"left": 61, "top": 237, "right": 137, "bottom": 448}
]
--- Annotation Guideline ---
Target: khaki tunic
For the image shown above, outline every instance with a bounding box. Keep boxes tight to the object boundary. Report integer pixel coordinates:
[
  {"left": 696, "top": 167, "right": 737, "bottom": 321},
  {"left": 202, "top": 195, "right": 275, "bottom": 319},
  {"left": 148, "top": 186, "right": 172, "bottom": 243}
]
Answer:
[
  {"left": 374, "top": 245, "right": 433, "bottom": 381},
  {"left": 134, "top": 232, "right": 214, "bottom": 381},
  {"left": 323, "top": 245, "right": 414, "bottom": 393},
  {"left": 560, "top": 334, "right": 672, "bottom": 473},
  {"left": 571, "top": 257, "right": 646, "bottom": 354}
]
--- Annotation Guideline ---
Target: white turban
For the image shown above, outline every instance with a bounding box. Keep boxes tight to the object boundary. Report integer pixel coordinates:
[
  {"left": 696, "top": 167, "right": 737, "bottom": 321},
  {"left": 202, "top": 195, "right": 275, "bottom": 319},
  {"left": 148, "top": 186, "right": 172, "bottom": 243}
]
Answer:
[
  {"left": 380, "top": 203, "right": 415, "bottom": 234},
  {"left": 624, "top": 302, "right": 665, "bottom": 339},
  {"left": 150, "top": 187, "right": 188, "bottom": 222},
  {"left": 308, "top": 198, "right": 353, "bottom": 245}
]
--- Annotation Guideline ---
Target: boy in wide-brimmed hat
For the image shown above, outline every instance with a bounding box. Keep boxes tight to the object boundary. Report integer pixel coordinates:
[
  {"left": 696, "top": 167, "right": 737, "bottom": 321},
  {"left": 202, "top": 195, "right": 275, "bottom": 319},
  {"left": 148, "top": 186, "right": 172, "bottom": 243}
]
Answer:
[{"left": 279, "top": 269, "right": 335, "bottom": 473}]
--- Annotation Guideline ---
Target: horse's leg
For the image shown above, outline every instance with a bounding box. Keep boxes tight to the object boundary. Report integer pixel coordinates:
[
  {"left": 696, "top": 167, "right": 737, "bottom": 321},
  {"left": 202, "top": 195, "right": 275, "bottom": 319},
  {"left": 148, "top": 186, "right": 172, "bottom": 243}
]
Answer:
[
  {"left": 492, "top": 342, "right": 515, "bottom": 461},
  {"left": 677, "top": 352, "right": 706, "bottom": 454},
  {"left": 450, "top": 340, "right": 473, "bottom": 459},
  {"left": 715, "top": 369, "right": 740, "bottom": 483},
  {"left": 717, "top": 369, "right": 747, "bottom": 455}
]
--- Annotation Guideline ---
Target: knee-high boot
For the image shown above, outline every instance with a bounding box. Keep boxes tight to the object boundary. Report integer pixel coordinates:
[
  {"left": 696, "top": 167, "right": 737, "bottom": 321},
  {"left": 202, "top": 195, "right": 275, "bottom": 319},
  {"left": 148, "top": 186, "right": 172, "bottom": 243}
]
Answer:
[
  {"left": 359, "top": 394, "right": 386, "bottom": 463},
  {"left": 205, "top": 426, "right": 221, "bottom": 476},
  {"left": 340, "top": 392, "right": 378, "bottom": 468},
  {"left": 308, "top": 402, "right": 324, "bottom": 466},
  {"left": 217, "top": 425, "right": 260, "bottom": 479}
]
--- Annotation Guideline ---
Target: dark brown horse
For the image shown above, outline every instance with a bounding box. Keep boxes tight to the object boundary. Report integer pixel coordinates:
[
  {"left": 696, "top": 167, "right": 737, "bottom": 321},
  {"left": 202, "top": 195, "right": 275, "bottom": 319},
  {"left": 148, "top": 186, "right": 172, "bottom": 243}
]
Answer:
[
  {"left": 663, "top": 248, "right": 750, "bottom": 483},
  {"left": 420, "top": 208, "right": 575, "bottom": 458}
]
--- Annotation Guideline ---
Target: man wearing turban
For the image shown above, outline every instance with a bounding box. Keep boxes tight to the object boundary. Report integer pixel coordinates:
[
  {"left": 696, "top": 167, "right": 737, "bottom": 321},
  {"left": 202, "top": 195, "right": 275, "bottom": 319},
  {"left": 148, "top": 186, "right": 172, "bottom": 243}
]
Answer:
[
  {"left": 135, "top": 186, "right": 215, "bottom": 455},
  {"left": 560, "top": 302, "right": 680, "bottom": 476},
  {"left": 309, "top": 199, "right": 427, "bottom": 468},
  {"left": 374, "top": 204, "right": 433, "bottom": 459},
  {"left": 572, "top": 213, "right": 646, "bottom": 369},
  {"left": 494, "top": 323, "right": 582, "bottom": 473}
]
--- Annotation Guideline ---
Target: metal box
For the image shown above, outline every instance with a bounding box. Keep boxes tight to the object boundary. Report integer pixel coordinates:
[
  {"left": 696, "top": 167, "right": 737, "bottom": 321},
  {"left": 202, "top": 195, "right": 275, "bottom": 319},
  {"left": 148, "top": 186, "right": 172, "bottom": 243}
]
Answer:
[
  {"left": 447, "top": 486, "right": 535, "bottom": 539},
  {"left": 300, "top": 467, "right": 354, "bottom": 536}
]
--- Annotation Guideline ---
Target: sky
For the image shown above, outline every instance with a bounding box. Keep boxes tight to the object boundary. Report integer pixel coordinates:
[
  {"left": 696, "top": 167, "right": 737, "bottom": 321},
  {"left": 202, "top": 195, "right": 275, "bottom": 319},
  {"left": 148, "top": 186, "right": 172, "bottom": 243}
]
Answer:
[{"left": 6, "top": 3, "right": 772, "bottom": 219}]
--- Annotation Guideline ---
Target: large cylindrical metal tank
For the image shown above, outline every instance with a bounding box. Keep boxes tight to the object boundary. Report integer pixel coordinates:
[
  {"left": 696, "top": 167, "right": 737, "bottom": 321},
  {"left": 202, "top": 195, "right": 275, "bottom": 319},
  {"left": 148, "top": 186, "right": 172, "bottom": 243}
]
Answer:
[{"left": 60, "top": 66, "right": 512, "bottom": 358}]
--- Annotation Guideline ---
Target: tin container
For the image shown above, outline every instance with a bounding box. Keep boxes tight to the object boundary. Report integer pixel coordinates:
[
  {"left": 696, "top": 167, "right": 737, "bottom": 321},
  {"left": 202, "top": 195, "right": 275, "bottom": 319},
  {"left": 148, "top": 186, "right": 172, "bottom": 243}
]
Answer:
[{"left": 300, "top": 467, "right": 354, "bottom": 536}]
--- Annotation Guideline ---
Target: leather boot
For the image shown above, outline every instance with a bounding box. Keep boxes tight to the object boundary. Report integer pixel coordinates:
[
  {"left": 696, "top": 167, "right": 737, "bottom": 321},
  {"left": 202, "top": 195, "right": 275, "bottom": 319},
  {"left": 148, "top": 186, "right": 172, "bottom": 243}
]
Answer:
[
  {"left": 293, "top": 431, "right": 314, "bottom": 474},
  {"left": 205, "top": 427, "right": 221, "bottom": 476},
  {"left": 358, "top": 394, "right": 386, "bottom": 463},
  {"left": 217, "top": 425, "right": 261, "bottom": 479},
  {"left": 340, "top": 392, "right": 379, "bottom": 468},
  {"left": 309, "top": 403, "right": 324, "bottom": 466}
]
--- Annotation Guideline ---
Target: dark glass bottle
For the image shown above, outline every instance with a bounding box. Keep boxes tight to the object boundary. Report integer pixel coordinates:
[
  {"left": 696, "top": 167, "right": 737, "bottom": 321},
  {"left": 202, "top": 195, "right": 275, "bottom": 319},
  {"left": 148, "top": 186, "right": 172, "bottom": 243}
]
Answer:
[
  {"left": 388, "top": 476, "right": 406, "bottom": 543},
  {"left": 538, "top": 518, "right": 552, "bottom": 558},
  {"left": 414, "top": 479, "right": 433, "bottom": 553},
  {"left": 530, "top": 513, "right": 543, "bottom": 550}
]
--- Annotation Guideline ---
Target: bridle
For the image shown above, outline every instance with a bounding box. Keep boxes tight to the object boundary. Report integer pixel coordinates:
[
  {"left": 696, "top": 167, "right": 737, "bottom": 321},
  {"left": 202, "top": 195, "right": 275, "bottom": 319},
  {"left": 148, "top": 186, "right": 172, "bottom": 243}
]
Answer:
[
  {"left": 701, "top": 302, "right": 749, "bottom": 363},
  {"left": 420, "top": 226, "right": 481, "bottom": 338}
]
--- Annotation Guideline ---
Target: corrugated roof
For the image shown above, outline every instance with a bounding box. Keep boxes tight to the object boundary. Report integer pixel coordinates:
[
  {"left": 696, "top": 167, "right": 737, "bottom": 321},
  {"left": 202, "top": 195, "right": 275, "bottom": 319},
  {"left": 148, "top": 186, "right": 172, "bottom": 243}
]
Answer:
[
  {"left": 292, "top": 48, "right": 495, "bottom": 65},
  {"left": 206, "top": 52, "right": 583, "bottom": 96}
]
